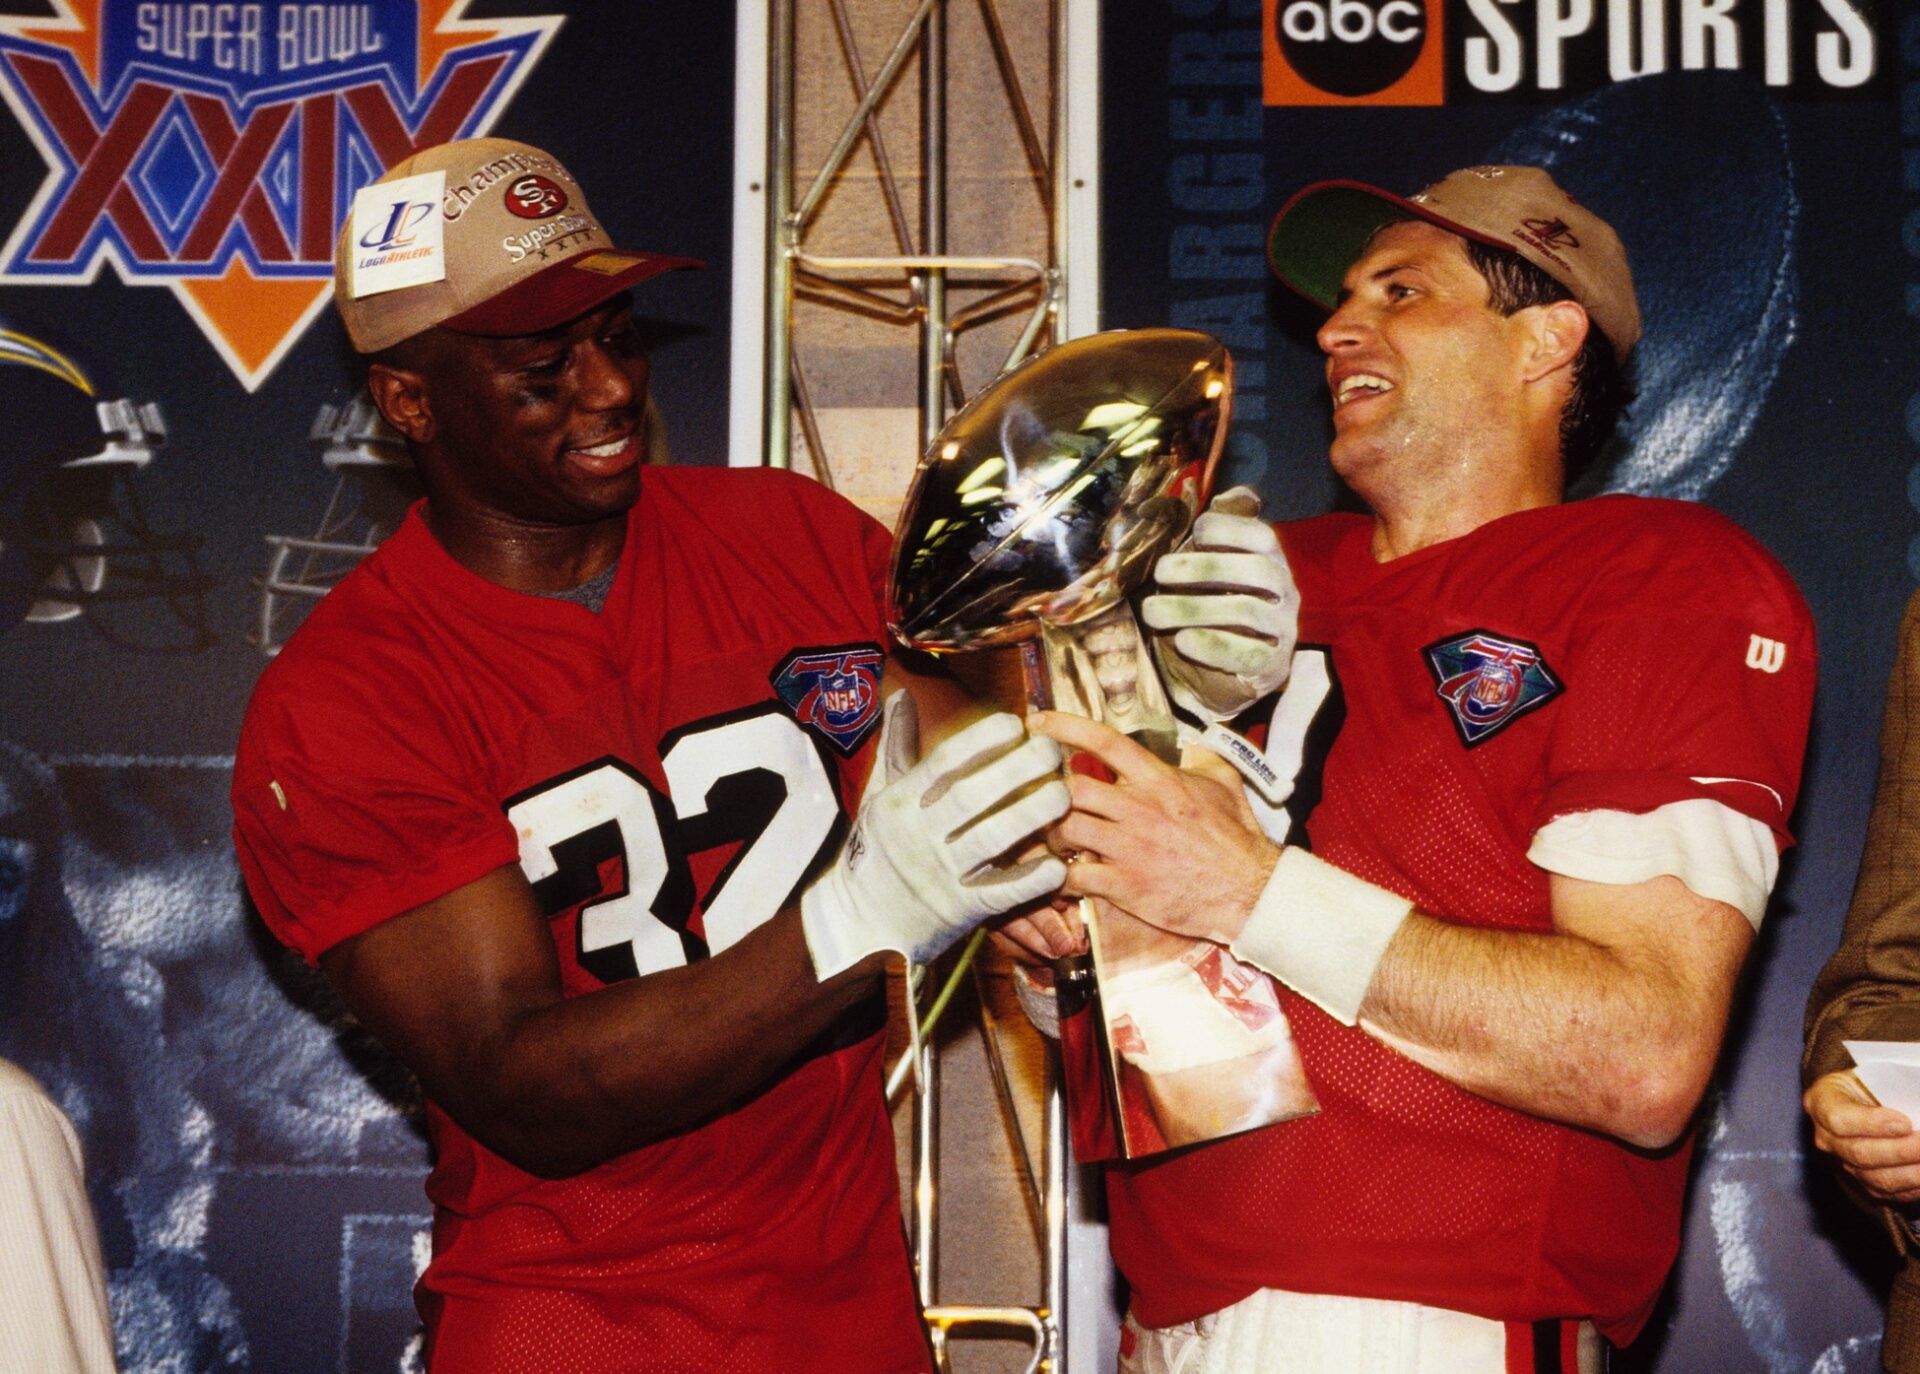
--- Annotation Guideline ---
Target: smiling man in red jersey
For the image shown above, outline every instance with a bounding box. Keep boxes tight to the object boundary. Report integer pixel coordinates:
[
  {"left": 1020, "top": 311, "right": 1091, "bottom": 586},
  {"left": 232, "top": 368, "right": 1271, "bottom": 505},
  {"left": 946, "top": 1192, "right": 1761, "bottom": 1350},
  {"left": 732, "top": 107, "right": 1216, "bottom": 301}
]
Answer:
[
  {"left": 231, "top": 138, "right": 1070, "bottom": 1373},
  {"left": 1012, "top": 166, "right": 1816, "bottom": 1374}
]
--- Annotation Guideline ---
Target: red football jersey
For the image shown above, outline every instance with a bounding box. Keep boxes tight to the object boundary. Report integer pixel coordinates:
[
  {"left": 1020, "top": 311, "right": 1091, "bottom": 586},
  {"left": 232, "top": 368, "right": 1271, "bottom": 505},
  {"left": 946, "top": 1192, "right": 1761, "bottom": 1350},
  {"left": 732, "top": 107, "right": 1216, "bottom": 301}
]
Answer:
[
  {"left": 233, "top": 467, "right": 931, "bottom": 1373},
  {"left": 1109, "top": 495, "right": 1815, "bottom": 1345}
]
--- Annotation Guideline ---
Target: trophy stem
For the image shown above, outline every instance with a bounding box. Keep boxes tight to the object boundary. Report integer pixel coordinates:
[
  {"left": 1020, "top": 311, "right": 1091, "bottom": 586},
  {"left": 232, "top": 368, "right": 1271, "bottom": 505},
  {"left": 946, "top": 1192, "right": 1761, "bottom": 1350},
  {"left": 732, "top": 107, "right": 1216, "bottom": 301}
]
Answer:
[
  {"left": 1024, "top": 603, "right": 1178, "bottom": 763},
  {"left": 1021, "top": 606, "right": 1183, "bottom": 1157},
  {"left": 1021, "top": 608, "right": 1319, "bottom": 1160}
]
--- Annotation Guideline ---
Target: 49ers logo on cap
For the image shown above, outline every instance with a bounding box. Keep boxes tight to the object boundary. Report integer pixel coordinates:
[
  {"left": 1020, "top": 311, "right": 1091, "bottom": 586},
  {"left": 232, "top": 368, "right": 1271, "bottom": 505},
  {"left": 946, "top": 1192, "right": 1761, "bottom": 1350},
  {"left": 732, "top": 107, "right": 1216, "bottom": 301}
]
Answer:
[
  {"left": 1263, "top": 0, "right": 1443, "bottom": 105},
  {"left": 504, "top": 175, "right": 570, "bottom": 220}
]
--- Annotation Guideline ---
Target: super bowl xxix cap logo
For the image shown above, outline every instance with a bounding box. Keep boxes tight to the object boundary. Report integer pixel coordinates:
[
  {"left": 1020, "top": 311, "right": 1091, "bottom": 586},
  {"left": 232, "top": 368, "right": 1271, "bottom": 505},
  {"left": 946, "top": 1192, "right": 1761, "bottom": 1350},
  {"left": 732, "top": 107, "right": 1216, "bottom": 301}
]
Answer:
[
  {"left": 1424, "top": 630, "right": 1562, "bottom": 747},
  {"left": 0, "top": 2, "right": 560, "bottom": 389}
]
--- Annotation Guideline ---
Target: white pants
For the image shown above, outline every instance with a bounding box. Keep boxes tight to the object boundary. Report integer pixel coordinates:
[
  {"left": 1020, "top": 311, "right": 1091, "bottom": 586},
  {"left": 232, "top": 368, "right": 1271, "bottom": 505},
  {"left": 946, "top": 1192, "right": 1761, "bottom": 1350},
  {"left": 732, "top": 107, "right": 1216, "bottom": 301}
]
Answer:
[{"left": 1117, "top": 1288, "right": 1605, "bottom": 1374}]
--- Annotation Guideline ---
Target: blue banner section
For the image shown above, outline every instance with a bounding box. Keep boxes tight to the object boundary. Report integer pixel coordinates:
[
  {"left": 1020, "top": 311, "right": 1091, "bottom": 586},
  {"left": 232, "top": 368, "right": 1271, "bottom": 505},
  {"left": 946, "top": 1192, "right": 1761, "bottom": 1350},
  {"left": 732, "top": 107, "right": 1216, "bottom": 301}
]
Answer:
[
  {"left": 104, "top": 2, "right": 421, "bottom": 100},
  {"left": 0, "top": 7, "right": 546, "bottom": 286},
  {"left": 0, "top": 3, "right": 736, "bottom": 1369}
]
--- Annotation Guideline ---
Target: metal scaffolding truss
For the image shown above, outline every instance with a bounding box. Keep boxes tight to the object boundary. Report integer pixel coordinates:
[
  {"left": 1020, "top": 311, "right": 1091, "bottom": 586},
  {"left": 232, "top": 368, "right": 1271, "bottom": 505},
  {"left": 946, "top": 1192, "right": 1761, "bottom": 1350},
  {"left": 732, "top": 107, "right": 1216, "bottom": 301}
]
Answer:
[
  {"left": 741, "top": 0, "right": 1100, "bottom": 477},
  {"left": 768, "top": 0, "right": 1059, "bottom": 486},
  {"left": 736, "top": 1, "right": 1104, "bottom": 1370}
]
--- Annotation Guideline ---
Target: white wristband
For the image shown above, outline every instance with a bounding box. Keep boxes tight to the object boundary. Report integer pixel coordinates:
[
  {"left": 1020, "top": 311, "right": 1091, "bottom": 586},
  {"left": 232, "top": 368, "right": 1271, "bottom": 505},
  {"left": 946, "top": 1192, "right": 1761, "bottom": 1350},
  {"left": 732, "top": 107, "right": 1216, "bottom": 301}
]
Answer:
[{"left": 1229, "top": 847, "right": 1413, "bottom": 1026}]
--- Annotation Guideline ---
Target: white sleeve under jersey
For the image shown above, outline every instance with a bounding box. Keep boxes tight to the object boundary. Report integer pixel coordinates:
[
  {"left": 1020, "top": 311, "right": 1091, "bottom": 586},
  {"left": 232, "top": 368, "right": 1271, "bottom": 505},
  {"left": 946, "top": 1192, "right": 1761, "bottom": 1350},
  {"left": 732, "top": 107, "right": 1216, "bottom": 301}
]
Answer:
[{"left": 1527, "top": 798, "right": 1780, "bottom": 929}]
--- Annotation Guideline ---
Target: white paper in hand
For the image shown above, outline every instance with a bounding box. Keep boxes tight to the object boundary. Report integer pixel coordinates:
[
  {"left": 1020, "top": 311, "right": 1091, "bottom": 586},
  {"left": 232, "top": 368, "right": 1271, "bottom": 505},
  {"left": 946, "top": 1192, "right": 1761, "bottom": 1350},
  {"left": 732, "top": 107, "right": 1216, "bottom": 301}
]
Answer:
[{"left": 1845, "top": 1040, "right": 1920, "bottom": 1120}]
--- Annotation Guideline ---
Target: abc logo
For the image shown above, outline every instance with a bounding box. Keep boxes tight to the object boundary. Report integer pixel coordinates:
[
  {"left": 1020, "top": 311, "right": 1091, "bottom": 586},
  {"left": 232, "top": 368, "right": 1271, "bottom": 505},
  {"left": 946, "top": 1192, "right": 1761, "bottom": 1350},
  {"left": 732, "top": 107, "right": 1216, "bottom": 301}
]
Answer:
[
  {"left": 1278, "top": 0, "right": 1423, "bottom": 94},
  {"left": 1263, "top": 0, "right": 1442, "bottom": 104}
]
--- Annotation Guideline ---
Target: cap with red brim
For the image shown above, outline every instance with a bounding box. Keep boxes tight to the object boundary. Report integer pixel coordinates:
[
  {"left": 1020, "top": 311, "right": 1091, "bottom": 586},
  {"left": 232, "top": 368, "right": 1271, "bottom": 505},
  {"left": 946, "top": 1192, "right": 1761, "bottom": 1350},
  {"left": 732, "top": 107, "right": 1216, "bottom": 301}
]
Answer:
[
  {"left": 444, "top": 249, "right": 705, "bottom": 337},
  {"left": 1264, "top": 166, "right": 1641, "bottom": 361},
  {"left": 1265, "top": 179, "right": 1504, "bottom": 313}
]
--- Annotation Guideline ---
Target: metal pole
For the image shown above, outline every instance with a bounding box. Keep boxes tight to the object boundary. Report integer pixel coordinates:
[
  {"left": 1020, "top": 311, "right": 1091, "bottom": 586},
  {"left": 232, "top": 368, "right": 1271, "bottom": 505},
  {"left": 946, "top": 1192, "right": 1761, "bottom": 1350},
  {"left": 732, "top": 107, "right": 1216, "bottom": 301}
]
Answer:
[
  {"left": 913, "top": 10, "right": 950, "bottom": 1357},
  {"left": 1048, "top": 0, "right": 1067, "bottom": 344},
  {"left": 761, "top": 0, "right": 795, "bottom": 469},
  {"left": 1047, "top": 8, "right": 1077, "bottom": 1366},
  {"left": 1044, "top": 1061, "right": 1068, "bottom": 1373},
  {"left": 913, "top": 986, "right": 942, "bottom": 1360},
  {"left": 919, "top": 0, "right": 950, "bottom": 454}
]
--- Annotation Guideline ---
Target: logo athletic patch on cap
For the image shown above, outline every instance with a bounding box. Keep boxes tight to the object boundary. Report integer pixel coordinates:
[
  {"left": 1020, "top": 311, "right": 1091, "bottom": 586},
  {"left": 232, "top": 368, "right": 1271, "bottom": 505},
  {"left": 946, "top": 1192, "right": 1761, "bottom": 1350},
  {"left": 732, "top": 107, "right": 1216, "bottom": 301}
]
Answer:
[
  {"left": 1521, "top": 217, "right": 1580, "bottom": 250},
  {"left": 772, "top": 644, "right": 886, "bottom": 756},
  {"left": 348, "top": 171, "right": 447, "bottom": 298},
  {"left": 1424, "top": 630, "right": 1563, "bottom": 747}
]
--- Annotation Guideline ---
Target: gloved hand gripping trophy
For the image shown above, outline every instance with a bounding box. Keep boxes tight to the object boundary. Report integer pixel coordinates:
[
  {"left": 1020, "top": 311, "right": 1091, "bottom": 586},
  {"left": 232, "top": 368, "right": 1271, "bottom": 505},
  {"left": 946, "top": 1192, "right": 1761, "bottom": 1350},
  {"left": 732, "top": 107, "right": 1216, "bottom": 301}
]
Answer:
[
  {"left": 801, "top": 693, "right": 1069, "bottom": 980},
  {"left": 1144, "top": 485, "right": 1300, "bottom": 724},
  {"left": 888, "top": 330, "right": 1315, "bottom": 1159}
]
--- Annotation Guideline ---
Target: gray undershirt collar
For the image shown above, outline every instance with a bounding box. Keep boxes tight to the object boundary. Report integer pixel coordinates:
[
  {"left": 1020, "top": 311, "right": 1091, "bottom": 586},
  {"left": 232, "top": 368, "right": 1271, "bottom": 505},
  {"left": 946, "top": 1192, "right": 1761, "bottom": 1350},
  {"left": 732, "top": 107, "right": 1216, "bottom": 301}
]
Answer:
[{"left": 540, "top": 558, "right": 619, "bottom": 614}]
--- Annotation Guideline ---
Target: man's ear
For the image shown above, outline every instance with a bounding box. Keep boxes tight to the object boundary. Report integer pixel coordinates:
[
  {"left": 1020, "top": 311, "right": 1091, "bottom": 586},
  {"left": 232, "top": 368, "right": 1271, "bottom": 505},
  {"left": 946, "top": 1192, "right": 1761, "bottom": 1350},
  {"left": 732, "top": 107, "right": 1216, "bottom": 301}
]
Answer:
[
  {"left": 1520, "top": 300, "right": 1589, "bottom": 383},
  {"left": 367, "top": 360, "right": 434, "bottom": 446}
]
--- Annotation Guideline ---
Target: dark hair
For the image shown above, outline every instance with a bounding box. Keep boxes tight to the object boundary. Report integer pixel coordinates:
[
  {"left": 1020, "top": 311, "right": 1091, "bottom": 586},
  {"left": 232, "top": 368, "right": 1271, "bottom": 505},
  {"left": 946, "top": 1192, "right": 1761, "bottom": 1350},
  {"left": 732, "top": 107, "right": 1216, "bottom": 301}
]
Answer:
[{"left": 1463, "top": 238, "right": 1632, "bottom": 486}]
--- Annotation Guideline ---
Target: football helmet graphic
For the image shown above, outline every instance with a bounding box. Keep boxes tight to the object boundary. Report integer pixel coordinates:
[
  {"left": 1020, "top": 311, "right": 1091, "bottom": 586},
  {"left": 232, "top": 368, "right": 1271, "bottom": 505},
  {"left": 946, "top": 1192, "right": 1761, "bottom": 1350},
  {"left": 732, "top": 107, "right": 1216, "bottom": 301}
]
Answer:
[
  {"left": 255, "top": 392, "right": 419, "bottom": 656},
  {"left": 255, "top": 390, "right": 671, "bottom": 656},
  {"left": 0, "top": 327, "right": 213, "bottom": 648}
]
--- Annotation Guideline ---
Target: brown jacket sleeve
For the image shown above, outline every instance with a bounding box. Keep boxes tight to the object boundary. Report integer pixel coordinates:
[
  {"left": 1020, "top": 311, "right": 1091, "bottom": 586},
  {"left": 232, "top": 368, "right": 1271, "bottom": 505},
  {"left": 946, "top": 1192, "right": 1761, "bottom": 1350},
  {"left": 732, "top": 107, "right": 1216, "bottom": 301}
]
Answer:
[
  {"left": 1804, "top": 589, "right": 1920, "bottom": 1372},
  {"left": 1806, "top": 588, "right": 1920, "bottom": 1083}
]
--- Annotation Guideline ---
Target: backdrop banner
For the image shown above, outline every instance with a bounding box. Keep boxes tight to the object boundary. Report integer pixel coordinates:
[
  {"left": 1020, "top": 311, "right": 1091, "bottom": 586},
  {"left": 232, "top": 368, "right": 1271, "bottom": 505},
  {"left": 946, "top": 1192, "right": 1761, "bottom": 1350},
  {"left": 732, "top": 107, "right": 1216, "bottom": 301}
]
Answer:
[
  {"left": 0, "top": 3, "right": 735, "bottom": 1370},
  {"left": 2, "top": 0, "right": 1912, "bottom": 1369},
  {"left": 1100, "top": 0, "right": 1912, "bottom": 1369}
]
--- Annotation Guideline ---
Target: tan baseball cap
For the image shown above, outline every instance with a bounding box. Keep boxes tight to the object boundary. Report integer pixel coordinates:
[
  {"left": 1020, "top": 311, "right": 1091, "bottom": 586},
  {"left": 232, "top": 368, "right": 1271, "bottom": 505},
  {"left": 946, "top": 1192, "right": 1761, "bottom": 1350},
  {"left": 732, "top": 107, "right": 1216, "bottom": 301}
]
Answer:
[
  {"left": 1265, "top": 165, "right": 1640, "bottom": 362},
  {"left": 333, "top": 137, "right": 701, "bottom": 354}
]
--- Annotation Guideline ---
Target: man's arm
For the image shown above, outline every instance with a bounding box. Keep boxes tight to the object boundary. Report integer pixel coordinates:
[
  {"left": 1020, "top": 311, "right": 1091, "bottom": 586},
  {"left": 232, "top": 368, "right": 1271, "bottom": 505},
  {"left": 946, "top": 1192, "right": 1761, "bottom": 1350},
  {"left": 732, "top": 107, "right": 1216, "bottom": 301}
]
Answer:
[
  {"left": 322, "top": 864, "right": 874, "bottom": 1178},
  {"left": 1359, "top": 872, "right": 1747, "bottom": 1148},
  {"left": 1805, "top": 590, "right": 1920, "bottom": 1207},
  {"left": 320, "top": 658, "right": 1063, "bottom": 1179},
  {"left": 1034, "top": 710, "right": 1752, "bottom": 1152}
]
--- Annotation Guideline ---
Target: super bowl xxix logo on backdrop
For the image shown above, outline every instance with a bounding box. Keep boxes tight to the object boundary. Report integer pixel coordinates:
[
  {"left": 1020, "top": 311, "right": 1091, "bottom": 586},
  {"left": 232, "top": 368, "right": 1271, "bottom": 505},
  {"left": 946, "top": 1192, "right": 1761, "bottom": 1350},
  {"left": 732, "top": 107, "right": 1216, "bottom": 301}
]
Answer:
[
  {"left": 0, "top": 2, "right": 560, "bottom": 389},
  {"left": 1263, "top": 0, "right": 1877, "bottom": 105}
]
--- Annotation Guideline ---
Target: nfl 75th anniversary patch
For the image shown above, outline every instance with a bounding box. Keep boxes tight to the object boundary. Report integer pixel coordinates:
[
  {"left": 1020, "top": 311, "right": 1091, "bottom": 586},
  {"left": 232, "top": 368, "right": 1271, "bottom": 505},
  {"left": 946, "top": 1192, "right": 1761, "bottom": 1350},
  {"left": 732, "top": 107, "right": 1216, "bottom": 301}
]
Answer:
[
  {"left": 771, "top": 644, "right": 886, "bottom": 757},
  {"left": 1424, "top": 630, "right": 1564, "bottom": 748}
]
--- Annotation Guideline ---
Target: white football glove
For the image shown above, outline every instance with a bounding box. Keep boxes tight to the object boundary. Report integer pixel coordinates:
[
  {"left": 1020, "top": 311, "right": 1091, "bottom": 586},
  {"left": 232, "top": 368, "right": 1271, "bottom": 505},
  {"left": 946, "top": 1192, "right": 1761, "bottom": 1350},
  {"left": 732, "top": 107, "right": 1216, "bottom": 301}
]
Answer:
[
  {"left": 1142, "top": 485, "right": 1299, "bottom": 722},
  {"left": 800, "top": 692, "right": 1070, "bottom": 981}
]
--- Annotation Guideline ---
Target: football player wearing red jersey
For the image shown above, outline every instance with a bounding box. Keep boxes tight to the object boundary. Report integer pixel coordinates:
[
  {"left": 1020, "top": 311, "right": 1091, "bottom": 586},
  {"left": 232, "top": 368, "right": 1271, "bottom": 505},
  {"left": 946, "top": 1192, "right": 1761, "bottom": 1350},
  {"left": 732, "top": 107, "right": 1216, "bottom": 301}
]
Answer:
[
  {"left": 1010, "top": 166, "right": 1815, "bottom": 1373},
  {"left": 231, "top": 138, "right": 1070, "bottom": 1373}
]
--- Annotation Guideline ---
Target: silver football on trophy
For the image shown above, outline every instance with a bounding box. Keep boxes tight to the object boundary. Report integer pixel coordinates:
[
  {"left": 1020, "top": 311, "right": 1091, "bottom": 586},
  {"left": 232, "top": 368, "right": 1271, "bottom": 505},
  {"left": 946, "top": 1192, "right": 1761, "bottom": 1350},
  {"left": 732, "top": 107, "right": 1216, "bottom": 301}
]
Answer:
[{"left": 888, "top": 328, "right": 1233, "bottom": 652}]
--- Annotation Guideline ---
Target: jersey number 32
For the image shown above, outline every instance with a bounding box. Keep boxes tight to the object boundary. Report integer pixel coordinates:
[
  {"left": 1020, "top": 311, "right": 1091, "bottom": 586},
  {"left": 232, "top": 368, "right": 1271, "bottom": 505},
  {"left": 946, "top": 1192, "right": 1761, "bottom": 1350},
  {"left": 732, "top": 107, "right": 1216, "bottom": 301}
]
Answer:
[{"left": 503, "top": 705, "right": 843, "bottom": 984}]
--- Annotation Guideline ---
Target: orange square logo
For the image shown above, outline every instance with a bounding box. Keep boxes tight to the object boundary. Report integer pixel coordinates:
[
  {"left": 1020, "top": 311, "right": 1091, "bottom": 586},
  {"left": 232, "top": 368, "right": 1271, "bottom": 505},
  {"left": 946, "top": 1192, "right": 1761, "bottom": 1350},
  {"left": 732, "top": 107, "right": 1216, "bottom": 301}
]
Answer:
[{"left": 1263, "top": 0, "right": 1445, "bottom": 105}]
